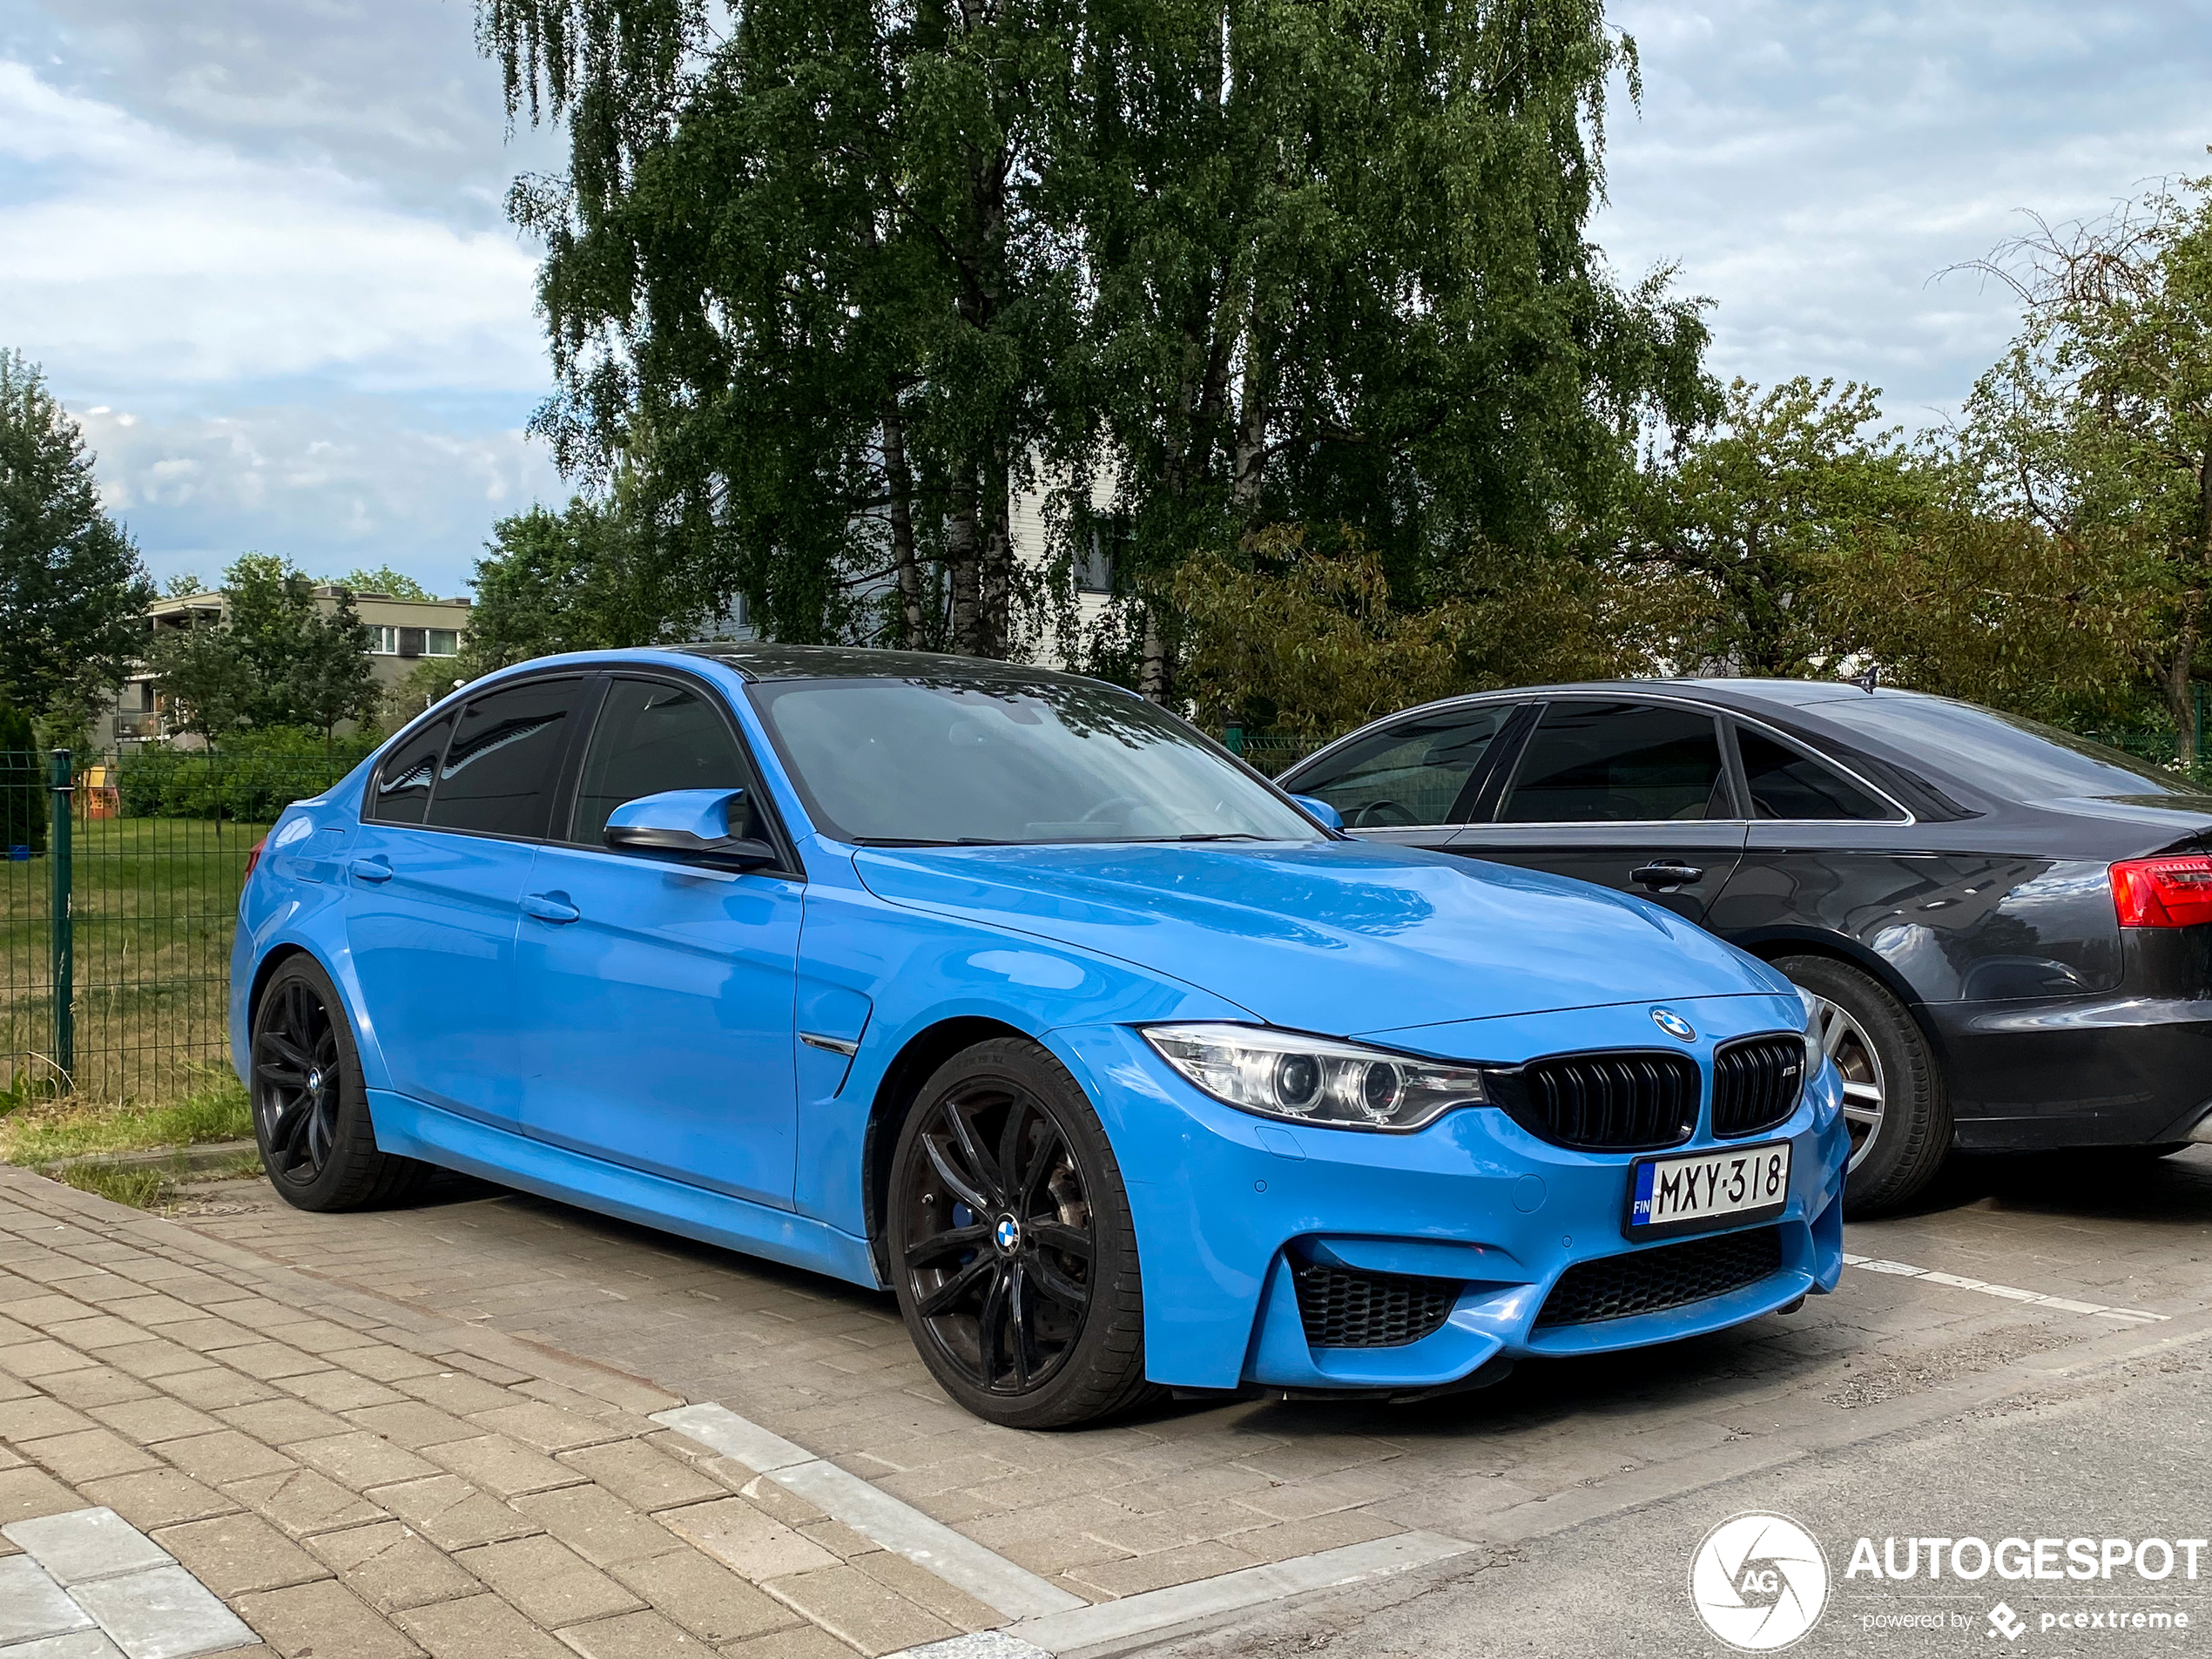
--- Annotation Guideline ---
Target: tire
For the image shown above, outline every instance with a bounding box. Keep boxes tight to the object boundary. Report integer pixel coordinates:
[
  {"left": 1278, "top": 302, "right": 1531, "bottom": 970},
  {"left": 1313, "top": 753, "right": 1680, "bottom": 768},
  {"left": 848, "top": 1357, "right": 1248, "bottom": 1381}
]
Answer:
[
  {"left": 887, "top": 1038, "right": 1154, "bottom": 1428},
  {"left": 1774, "top": 954, "right": 1949, "bottom": 1216},
  {"left": 250, "top": 955, "right": 426, "bottom": 1212}
]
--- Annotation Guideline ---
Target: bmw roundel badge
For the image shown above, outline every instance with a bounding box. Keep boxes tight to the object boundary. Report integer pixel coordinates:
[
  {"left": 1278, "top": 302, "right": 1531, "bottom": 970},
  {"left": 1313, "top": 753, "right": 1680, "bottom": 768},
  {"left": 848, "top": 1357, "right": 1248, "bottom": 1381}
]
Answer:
[{"left": 1650, "top": 1007, "right": 1696, "bottom": 1042}]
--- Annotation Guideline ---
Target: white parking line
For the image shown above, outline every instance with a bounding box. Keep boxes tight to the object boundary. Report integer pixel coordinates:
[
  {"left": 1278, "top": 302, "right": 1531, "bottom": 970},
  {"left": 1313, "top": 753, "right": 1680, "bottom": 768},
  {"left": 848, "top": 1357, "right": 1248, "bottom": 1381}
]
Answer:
[
  {"left": 890, "top": 1532, "right": 1478, "bottom": 1659},
  {"left": 1843, "top": 1253, "right": 2168, "bottom": 1324}
]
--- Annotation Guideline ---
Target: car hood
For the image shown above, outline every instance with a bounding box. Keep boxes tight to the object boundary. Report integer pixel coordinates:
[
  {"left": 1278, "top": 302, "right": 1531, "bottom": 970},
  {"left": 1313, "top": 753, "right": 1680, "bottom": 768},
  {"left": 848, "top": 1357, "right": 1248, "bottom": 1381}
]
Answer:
[{"left": 851, "top": 840, "right": 1784, "bottom": 1035}]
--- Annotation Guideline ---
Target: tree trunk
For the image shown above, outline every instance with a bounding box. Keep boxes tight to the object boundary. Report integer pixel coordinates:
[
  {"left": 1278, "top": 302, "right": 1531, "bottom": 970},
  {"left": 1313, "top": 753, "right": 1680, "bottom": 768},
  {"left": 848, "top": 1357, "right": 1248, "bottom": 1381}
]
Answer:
[
  {"left": 2183, "top": 439, "right": 2212, "bottom": 770},
  {"left": 1232, "top": 337, "right": 1269, "bottom": 512},
  {"left": 948, "top": 469, "right": 982, "bottom": 656},
  {"left": 978, "top": 449, "right": 1013, "bottom": 659},
  {"left": 881, "top": 398, "right": 924, "bottom": 646},
  {"left": 1138, "top": 604, "right": 1170, "bottom": 704}
]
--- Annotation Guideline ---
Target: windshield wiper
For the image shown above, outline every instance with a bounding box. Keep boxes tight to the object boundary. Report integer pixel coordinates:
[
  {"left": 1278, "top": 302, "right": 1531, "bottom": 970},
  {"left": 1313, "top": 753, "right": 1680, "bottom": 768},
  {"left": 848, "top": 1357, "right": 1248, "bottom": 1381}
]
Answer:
[
  {"left": 1143, "top": 833, "right": 1269, "bottom": 843},
  {"left": 848, "top": 836, "right": 1009, "bottom": 847}
]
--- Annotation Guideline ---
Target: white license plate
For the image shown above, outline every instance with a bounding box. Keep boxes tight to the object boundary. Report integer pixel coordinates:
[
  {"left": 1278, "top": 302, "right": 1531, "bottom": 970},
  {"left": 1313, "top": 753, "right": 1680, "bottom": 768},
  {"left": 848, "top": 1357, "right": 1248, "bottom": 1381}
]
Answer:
[{"left": 1627, "top": 1142, "right": 1791, "bottom": 1238}]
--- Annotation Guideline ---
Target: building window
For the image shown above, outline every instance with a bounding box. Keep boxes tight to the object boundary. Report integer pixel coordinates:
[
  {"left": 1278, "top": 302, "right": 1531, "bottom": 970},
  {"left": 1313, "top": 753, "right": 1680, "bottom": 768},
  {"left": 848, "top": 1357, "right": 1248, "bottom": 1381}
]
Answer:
[
  {"left": 369, "top": 626, "right": 400, "bottom": 654},
  {"left": 426, "top": 630, "right": 458, "bottom": 657}
]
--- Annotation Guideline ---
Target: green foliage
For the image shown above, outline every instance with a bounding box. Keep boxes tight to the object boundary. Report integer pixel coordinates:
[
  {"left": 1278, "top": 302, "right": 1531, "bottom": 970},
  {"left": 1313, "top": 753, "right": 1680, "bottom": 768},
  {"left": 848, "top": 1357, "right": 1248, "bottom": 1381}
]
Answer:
[
  {"left": 1, "top": 1073, "right": 252, "bottom": 1165},
  {"left": 147, "top": 553, "right": 381, "bottom": 745},
  {"left": 0, "top": 700, "right": 44, "bottom": 856},
  {"left": 0, "top": 350, "right": 156, "bottom": 716},
  {"left": 1954, "top": 177, "right": 2212, "bottom": 758},
  {"left": 112, "top": 726, "right": 369, "bottom": 821},
  {"left": 341, "top": 565, "right": 435, "bottom": 601},
  {"left": 1624, "top": 378, "right": 1933, "bottom": 676},
  {"left": 164, "top": 572, "right": 206, "bottom": 597},
  {"left": 465, "top": 495, "right": 714, "bottom": 674},
  {"left": 478, "top": 0, "right": 1709, "bottom": 676},
  {"left": 52, "top": 1163, "right": 166, "bottom": 1209}
]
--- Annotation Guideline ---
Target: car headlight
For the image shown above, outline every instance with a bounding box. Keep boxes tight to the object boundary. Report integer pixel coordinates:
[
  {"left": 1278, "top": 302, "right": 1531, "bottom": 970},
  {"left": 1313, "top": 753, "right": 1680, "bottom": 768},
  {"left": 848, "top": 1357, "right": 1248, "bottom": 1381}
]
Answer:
[
  {"left": 1799, "top": 992, "right": 1825, "bottom": 1080},
  {"left": 1141, "top": 1023, "right": 1487, "bottom": 1132}
]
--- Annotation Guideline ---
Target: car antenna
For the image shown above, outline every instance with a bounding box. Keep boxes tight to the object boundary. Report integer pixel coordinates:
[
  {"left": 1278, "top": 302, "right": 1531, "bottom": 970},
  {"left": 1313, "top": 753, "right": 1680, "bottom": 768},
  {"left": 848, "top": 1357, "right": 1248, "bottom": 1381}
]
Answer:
[{"left": 1851, "top": 664, "right": 1879, "bottom": 695}]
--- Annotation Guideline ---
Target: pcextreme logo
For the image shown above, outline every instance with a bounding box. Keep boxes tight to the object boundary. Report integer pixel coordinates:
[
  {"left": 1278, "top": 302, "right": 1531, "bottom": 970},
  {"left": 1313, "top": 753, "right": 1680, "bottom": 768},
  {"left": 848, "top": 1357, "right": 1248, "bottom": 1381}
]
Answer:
[{"left": 1690, "top": 1512, "right": 1832, "bottom": 1651}]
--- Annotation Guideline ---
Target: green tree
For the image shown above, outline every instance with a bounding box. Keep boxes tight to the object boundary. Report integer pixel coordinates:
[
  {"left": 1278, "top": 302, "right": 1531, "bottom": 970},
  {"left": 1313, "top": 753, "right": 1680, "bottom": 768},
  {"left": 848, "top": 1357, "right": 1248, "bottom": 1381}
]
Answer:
[
  {"left": 1073, "top": 0, "right": 1713, "bottom": 695},
  {"left": 1959, "top": 179, "right": 2212, "bottom": 760},
  {"left": 148, "top": 554, "right": 379, "bottom": 746},
  {"left": 0, "top": 351, "right": 155, "bottom": 717},
  {"left": 1623, "top": 377, "right": 1932, "bottom": 676},
  {"left": 463, "top": 496, "right": 711, "bottom": 675},
  {"left": 0, "top": 699, "right": 44, "bottom": 857},
  {"left": 482, "top": 0, "right": 1082, "bottom": 658},
  {"left": 341, "top": 565, "right": 436, "bottom": 602}
]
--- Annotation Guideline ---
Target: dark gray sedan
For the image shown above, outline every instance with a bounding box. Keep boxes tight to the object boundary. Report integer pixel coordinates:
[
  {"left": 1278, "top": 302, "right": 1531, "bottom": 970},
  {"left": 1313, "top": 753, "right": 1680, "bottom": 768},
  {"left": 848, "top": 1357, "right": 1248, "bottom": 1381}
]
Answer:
[{"left": 1279, "top": 679, "right": 2212, "bottom": 1213}]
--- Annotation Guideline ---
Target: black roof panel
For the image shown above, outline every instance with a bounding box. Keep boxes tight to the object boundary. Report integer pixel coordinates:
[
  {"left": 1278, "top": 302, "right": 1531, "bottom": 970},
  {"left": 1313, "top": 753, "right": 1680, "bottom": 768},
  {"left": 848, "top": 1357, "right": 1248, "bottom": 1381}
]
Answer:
[{"left": 674, "top": 643, "right": 1111, "bottom": 690}]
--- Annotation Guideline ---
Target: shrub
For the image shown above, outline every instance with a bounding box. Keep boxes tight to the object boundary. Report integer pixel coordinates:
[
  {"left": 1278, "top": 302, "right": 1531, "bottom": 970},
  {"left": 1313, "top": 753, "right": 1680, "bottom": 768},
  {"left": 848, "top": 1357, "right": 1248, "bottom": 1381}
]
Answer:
[
  {"left": 0, "top": 701, "right": 45, "bottom": 856},
  {"left": 112, "top": 726, "right": 374, "bottom": 822}
]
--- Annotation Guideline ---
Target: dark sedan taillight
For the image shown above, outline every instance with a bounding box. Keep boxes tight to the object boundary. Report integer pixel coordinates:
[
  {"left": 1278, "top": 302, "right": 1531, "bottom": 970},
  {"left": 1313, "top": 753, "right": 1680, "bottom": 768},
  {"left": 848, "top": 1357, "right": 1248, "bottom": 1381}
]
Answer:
[
  {"left": 244, "top": 835, "right": 269, "bottom": 879},
  {"left": 2111, "top": 855, "right": 2212, "bottom": 927}
]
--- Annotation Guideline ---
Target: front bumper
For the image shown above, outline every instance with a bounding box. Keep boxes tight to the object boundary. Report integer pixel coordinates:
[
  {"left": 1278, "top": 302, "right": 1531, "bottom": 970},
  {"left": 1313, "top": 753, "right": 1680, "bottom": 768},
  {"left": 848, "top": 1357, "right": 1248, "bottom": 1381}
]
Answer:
[{"left": 1050, "top": 993, "right": 1849, "bottom": 1393}]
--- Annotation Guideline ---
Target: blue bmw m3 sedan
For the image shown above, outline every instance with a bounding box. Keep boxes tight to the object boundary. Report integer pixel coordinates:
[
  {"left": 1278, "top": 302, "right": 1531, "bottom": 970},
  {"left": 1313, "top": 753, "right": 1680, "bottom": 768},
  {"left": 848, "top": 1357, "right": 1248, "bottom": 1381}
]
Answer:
[{"left": 233, "top": 646, "right": 1849, "bottom": 1426}]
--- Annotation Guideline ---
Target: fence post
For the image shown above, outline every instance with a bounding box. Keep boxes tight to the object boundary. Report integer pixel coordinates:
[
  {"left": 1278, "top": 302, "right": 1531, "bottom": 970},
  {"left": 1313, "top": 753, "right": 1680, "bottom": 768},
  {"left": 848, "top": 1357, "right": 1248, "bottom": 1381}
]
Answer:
[
  {"left": 1224, "top": 725, "right": 1244, "bottom": 756},
  {"left": 48, "top": 751, "right": 72, "bottom": 1090}
]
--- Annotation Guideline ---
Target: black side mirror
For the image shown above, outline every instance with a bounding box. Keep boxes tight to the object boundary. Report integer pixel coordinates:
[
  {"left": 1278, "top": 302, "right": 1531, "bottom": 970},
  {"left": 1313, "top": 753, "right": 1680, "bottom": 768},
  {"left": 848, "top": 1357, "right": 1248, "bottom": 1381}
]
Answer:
[{"left": 603, "top": 788, "right": 779, "bottom": 872}]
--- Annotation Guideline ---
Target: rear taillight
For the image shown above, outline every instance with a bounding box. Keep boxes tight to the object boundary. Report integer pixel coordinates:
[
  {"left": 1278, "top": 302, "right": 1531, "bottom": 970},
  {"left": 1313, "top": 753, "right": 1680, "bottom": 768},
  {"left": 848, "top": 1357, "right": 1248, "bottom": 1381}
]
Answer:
[
  {"left": 244, "top": 835, "right": 268, "bottom": 879},
  {"left": 2111, "top": 855, "right": 2212, "bottom": 927}
]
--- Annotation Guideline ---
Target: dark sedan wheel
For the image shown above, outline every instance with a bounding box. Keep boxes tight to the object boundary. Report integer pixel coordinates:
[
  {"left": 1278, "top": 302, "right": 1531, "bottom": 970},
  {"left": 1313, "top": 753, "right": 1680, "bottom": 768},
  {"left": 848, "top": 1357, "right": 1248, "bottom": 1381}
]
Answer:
[
  {"left": 251, "top": 956, "right": 423, "bottom": 1211},
  {"left": 888, "top": 1039, "right": 1153, "bottom": 1428},
  {"left": 1777, "top": 954, "right": 1949, "bottom": 1216}
]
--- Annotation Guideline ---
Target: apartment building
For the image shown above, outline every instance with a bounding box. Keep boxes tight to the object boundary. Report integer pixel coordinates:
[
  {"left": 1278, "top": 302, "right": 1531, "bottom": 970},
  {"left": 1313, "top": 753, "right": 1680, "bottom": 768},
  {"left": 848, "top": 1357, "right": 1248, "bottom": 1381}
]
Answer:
[{"left": 105, "top": 585, "right": 473, "bottom": 749}]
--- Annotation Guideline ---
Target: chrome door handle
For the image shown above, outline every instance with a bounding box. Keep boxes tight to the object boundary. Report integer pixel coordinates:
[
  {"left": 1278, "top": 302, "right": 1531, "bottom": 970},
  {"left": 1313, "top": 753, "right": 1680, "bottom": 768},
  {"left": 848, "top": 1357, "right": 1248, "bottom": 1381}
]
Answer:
[
  {"left": 347, "top": 859, "right": 393, "bottom": 884},
  {"left": 522, "top": 893, "right": 581, "bottom": 924},
  {"left": 1630, "top": 860, "right": 1704, "bottom": 889}
]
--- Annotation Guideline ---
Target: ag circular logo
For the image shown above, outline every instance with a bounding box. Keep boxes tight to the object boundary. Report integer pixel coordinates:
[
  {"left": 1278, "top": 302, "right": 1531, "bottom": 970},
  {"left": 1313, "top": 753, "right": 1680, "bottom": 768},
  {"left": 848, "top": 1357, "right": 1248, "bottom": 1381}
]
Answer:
[
  {"left": 1651, "top": 1007, "right": 1697, "bottom": 1042},
  {"left": 1689, "top": 1512, "right": 1829, "bottom": 1651}
]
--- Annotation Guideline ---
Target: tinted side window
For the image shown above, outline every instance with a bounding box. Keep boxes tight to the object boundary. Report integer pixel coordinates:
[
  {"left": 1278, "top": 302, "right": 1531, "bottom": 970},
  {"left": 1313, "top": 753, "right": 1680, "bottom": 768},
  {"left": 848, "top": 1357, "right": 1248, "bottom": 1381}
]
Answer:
[
  {"left": 367, "top": 715, "right": 451, "bottom": 826},
  {"left": 570, "top": 679, "right": 759, "bottom": 846},
  {"left": 1500, "top": 702, "right": 1730, "bottom": 823},
  {"left": 1295, "top": 709, "right": 1508, "bottom": 828},
  {"left": 426, "top": 678, "right": 581, "bottom": 839},
  {"left": 1737, "top": 729, "right": 1896, "bottom": 821}
]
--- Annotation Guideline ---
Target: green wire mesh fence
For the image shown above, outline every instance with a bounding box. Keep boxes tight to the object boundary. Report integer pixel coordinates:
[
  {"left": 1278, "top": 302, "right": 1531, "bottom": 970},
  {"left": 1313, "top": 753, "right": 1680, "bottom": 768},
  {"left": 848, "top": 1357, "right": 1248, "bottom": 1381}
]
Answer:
[{"left": 2, "top": 749, "right": 353, "bottom": 1106}]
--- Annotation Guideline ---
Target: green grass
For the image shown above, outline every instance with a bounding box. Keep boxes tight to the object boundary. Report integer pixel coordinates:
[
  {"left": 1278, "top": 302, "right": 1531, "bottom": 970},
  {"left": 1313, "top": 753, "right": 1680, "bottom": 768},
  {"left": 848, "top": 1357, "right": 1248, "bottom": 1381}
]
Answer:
[
  {"left": 3, "top": 814, "right": 276, "bottom": 1103},
  {"left": 53, "top": 1163, "right": 167, "bottom": 1208},
  {"left": 0, "top": 1073, "right": 252, "bottom": 1165}
]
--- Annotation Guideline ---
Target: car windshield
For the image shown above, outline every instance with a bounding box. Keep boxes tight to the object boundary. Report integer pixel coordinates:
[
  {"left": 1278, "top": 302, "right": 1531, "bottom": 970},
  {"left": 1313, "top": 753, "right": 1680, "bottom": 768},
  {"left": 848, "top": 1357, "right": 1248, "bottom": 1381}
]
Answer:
[
  {"left": 1811, "top": 694, "right": 2209, "bottom": 803},
  {"left": 749, "top": 676, "right": 1325, "bottom": 845}
]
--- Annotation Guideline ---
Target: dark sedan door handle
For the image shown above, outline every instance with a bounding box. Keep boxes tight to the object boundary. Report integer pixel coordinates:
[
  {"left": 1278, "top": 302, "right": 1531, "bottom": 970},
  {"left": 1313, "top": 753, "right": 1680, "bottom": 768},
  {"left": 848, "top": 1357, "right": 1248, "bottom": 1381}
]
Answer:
[
  {"left": 522, "top": 893, "right": 581, "bottom": 925},
  {"left": 1630, "top": 860, "right": 1704, "bottom": 890},
  {"left": 347, "top": 858, "right": 392, "bottom": 884}
]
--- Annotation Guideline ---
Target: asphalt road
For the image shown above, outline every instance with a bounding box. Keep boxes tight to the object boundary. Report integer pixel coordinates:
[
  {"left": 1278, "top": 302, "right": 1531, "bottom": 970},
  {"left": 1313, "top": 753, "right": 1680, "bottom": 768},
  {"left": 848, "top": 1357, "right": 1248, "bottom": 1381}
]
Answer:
[{"left": 1150, "top": 1150, "right": 2212, "bottom": 1659}]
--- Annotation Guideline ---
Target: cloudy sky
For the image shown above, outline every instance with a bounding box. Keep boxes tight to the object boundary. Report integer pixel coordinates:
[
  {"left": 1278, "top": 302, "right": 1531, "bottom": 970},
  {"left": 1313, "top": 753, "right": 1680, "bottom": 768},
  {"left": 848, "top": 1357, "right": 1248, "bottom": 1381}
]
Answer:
[{"left": 2, "top": 1, "right": 2209, "bottom": 597}]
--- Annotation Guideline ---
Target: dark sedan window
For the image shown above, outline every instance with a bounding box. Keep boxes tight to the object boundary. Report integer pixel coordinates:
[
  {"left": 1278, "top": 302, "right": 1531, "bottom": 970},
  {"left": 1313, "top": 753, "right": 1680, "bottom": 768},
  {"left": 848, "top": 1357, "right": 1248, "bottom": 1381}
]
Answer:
[
  {"left": 1812, "top": 695, "right": 2209, "bottom": 803},
  {"left": 1737, "top": 729, "right": 1898, "bottom": 821},
  {"left": 426, "top": 678, "right": 581, "bottom": 839},
  {"left": 1293, "top": 708, "right": 1508, "bottom": 828},
  {"left": 570, "top": 679, "right": 759, "bottom": 846},
  {"left": 1499, "top": 702, "right": 1731, "bottom": 823}
]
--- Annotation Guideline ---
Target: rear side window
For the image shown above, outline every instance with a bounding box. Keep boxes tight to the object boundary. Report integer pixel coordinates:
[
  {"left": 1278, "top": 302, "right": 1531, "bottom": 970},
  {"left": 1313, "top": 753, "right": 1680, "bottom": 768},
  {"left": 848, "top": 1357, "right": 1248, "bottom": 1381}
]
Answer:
[
  {"left": 1737, "top": 729, "right": 1897, "bottom": 821},
  {"left": 1500, "top": 702, "right": 1730, "bottom": 823},
  {"left": 425, "top": 678, "right": 581, "bottom": 839},
  {"left": 367, "top": 715, "right": 451, "bottom": 826},
  {"left": 570, "top": 678, "right": 759, "bottom": 846},
  {"left": 1293, "top": 708, "right": 1508, "bottom": 828}
]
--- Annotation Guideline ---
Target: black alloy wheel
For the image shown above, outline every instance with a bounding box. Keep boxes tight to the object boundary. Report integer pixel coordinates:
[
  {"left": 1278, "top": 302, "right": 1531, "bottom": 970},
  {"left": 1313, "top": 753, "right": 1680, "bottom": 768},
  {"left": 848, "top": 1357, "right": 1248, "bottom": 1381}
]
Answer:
[
  {"left": 250, "top": 956, "right": 424, "bottom": 1211},
  {"left": 253, "top": 974, "right": 343, "bottom": 1184},
  {"left": 889, "top": 1039, "right": 1152, "bottom": 1427}
]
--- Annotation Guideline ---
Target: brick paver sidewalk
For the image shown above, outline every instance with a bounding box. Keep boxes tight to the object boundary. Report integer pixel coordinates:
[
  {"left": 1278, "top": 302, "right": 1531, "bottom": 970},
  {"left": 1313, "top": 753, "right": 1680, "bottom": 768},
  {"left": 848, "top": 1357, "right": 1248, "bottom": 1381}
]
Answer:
[{"left": 0, "top": 1165, "right": 1000, "bottom": 1658}]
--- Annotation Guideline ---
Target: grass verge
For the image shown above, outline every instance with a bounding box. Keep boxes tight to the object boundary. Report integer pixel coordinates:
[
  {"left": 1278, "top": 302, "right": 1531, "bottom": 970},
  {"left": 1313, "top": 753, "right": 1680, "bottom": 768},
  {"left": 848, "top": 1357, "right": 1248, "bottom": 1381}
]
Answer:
[
  {"left": 53, "top": 1163, "right": 168, "bottom": 1208},
  {"left": 0, "top": 1071, "right": 252, "bottom": 1165}
]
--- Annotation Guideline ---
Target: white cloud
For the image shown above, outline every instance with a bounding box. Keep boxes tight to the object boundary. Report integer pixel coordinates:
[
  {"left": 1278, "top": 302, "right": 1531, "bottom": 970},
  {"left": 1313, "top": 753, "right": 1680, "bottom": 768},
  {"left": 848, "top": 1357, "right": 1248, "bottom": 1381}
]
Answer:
[
  {"left": 1594, "top": 1, "right": 2212, "bottom": 428},
  {"left": 78, "top": 400, "right": 565, "bottom": 597},
  {"left": 0, "top": 59, "right": 547, "bottom": 392}
]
